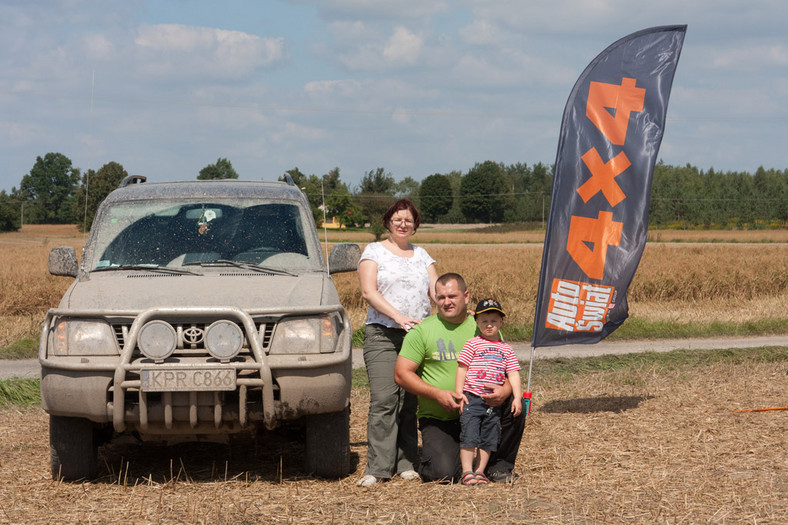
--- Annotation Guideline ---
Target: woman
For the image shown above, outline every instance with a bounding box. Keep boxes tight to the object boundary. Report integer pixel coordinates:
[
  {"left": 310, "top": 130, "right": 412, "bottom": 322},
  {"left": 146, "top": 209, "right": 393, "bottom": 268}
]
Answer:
[{"left": 356, "top": 199, "right": 438, "bottom": 487}]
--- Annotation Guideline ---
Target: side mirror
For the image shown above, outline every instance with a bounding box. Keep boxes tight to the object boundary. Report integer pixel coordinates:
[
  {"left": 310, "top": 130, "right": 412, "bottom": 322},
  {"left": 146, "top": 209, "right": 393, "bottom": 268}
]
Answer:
[
  {"left": 328, "top": 243, "right": 361, "bottom": 274},
  {"left": 49, "top": 246, "right": 79, "bottom": 277}
]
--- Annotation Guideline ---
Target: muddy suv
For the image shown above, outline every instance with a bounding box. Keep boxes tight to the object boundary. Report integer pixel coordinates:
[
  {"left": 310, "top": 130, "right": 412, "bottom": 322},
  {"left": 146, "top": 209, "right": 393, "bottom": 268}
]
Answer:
[{"left": 40, "top": 176, "right": 360, "bottom": 480}]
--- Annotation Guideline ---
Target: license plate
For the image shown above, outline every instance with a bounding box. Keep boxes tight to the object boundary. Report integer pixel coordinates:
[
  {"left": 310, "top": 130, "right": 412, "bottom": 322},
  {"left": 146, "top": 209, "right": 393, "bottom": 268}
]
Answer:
[{"left": 140, "top": 368, "right": 236, "bottom": 392}]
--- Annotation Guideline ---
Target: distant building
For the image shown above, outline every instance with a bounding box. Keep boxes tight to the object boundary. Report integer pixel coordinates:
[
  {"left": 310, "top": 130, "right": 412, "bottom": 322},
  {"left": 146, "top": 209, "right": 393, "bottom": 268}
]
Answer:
[{"left": 321, "top": 215, "right": 342, "bottom": 229}]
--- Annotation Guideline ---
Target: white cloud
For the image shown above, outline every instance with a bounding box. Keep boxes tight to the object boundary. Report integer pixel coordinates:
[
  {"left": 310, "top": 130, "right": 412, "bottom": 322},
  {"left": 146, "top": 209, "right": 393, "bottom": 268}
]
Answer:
[
  {"left": 314, "top": 0, "right": 450, "bottom": 19},
  {"left": 134, "top": 24, "right": 285, "bottom": 78},
  {"left": 83, "top": 34, "right": 115, "bottom": 61},
  {"left": 391, "top": 107, "right": 412, "bottom": 125},
  {"left": 331, "top": 25, "right": 424, "bottom": 70},
  {"left": 458, "top": 19, "right": 496, "bottom": 46},
  {"left": 304, "top": 79, "right": 362, "bottom": 98},
  {"left": 327, "top": 20, "right": 376, "bottom": 42},
  {"left": 383, "top": 26, "right": 422, "bottom": 64},
  {"left": 711, "top": 43, "right": 788, "bottom": 69}
]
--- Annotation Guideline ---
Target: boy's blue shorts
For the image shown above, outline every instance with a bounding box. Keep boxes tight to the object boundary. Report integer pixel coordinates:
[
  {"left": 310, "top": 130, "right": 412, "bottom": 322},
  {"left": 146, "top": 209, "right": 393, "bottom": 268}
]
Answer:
[{"left": 459, "top": 392, "right": 501, "bottom": 451}]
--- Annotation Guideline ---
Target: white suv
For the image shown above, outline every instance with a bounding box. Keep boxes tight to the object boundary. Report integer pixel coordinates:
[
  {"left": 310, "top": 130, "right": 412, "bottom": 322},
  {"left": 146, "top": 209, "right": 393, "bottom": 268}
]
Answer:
[{"left": 41, "top": 176, "right": 359, "bottom": 480}]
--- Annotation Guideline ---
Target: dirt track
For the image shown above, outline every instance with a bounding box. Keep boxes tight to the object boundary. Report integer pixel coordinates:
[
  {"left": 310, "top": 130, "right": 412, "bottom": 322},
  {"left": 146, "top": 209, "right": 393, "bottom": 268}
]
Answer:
[{"left": 3, "top": 335, "right": 788, "bottom": 380}]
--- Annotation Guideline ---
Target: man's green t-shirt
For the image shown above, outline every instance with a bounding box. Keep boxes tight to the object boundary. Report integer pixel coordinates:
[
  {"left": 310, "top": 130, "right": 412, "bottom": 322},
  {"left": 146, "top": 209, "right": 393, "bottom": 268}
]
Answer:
[{"left": 399, "top": 314, "right": 478, "bottom": 421}]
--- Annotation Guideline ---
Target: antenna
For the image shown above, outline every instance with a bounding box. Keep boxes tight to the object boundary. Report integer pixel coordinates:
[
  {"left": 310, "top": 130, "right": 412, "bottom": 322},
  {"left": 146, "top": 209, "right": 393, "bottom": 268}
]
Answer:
[
  {"left": 321, "top": 178, "right": 329, "bottom": 273},
  {"left": 82, "top": 71, "right": 95, "bottom": 234}
]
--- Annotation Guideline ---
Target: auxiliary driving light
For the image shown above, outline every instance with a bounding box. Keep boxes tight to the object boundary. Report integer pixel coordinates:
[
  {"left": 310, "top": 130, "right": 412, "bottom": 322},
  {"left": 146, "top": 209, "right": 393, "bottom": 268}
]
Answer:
[
  {"left": 205, "top": 320, "right": 243, "bottom": 361},
  {"left": 138, "top": 320, "right": 177, "bottom": 361}
]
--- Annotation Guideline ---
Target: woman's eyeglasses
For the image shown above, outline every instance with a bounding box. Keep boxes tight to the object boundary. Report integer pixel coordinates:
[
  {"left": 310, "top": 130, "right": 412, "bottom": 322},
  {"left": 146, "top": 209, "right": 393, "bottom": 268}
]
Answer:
[{"left": 390, "top": 219, "right": 414, "bottom": 226}]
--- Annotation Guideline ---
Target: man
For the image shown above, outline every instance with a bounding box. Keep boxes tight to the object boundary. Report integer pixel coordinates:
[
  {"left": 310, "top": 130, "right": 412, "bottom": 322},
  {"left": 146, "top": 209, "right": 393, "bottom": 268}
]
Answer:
[{"left": 394, "top": 272, "right": 525, "bottom": 483}]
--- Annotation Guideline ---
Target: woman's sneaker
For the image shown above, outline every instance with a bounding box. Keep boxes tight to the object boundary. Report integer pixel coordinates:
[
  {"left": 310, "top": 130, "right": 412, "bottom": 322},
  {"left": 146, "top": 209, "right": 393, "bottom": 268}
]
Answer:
[
  {"left": 399, "top": 470, "right": 420, "bottom": 481},
  {"left": 356, "top": 474, "right": 378, "bottom": 487}
]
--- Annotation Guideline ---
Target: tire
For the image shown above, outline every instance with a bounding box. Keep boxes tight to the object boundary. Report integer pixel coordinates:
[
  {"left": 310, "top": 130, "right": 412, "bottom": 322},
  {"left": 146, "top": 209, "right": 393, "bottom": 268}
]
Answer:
[
  {"left": 49, "top": 415, "right": 99, "bottom": 481},
  {"left": 305, "top": 407, "right": 351, "bottom": 478}
]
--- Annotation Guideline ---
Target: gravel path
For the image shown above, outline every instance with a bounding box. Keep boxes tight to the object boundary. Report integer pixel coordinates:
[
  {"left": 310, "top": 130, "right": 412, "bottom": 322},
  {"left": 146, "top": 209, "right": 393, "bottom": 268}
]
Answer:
[{"left": 4, "top": 335, "right": 786, "bottom": 380}]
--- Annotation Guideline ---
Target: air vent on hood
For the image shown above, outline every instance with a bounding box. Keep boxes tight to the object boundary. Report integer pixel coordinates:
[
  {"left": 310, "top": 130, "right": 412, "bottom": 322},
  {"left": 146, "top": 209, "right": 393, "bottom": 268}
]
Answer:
[
  {"left": 219, "top": 272, "right": 277, "bottom": 277},
  {"left": 126, "top": 274, "right": 184, "bottom": 278}
]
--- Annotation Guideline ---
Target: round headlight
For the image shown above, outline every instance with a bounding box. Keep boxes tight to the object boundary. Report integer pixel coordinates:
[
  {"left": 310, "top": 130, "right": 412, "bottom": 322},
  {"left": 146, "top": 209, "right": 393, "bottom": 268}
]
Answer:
[
  {"left": 138, "top": 320, "right": 177, "bottom": 361},
  {"left": 205, "top": 320, "right": 243, "bottom": 361}
]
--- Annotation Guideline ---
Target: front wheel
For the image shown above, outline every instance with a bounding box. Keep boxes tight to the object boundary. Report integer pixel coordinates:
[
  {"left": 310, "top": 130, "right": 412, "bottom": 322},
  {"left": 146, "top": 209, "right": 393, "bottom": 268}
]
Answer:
[
  {"left": 50, "top": 415, "right": 98, "bottom": 481},
  {"left": 305, "top": 407, "right": 351, "bottom": 478}
]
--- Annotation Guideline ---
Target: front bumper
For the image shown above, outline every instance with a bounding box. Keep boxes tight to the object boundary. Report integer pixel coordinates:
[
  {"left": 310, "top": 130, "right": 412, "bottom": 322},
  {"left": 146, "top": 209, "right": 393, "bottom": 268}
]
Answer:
[{"left": 40, "top": 305, "right": 352, "bottom": 434}]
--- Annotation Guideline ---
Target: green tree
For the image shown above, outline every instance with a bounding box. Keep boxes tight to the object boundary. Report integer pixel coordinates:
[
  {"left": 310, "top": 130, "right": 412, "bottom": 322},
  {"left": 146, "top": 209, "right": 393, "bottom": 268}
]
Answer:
[
  {"left": 529, "top": 162, "right": 553, "bottom": 225},
  {"left": 459, "top": 161, "right": 512, "bottom": 223},
  {"left": 317, "top": 167, "right": 361, "bottom": 229},
  {"left": 358, "top": 167, "right": 396, "bottom": 194},
  {"left": 0, "top": 191, "right": 21, "bottom": 232},
  {"left": 753, "top": 166, "right": 788, "bottom": 223},
  {"left": 198, "top": 158, "right": 239, "bottom": 180},
  {"left": 443, "top": 170, "right": 465, "bottom": 223},
  {"left": 282, "top": 167, "right": 322, "bottom": 225},
  {"left": 325, "top": 186, "right": 362, "bottom": 229},
  {"left": 395, "top": 176, "right": 420, "bottom": 201},
  {"left": 355, "top": 168, "right": 396, "bottom": 239},
  {"left": 72, "top": 161, "right": 129, "bottom": 232},
  {"left": 419, "top": 173, "right": 453, "bottom": 222},
  {"left": 18, "top": 153, "right": 80, "bottom": 224},
  {"left": 649, "top": 163, "right": 702, "bottom": 227}
]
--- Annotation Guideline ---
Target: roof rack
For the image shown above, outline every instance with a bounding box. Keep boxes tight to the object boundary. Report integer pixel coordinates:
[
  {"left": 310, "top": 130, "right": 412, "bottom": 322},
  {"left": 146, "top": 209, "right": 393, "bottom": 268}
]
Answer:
[{"left": 118, "top": 175, "right": 147, "bottom": 188}]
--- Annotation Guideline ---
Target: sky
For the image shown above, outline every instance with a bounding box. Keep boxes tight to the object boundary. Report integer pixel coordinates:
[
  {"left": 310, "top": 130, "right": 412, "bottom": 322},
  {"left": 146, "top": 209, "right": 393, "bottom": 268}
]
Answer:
[{"left": 2, "top": 0, "right": 788, "bottom": 194}]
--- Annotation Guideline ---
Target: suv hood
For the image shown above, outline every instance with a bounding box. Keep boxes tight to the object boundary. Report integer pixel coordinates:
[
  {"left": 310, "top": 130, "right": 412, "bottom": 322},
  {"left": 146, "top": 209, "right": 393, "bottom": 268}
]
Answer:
[{"left": 62, "top": 272, "right": 326, "bottom": 311}]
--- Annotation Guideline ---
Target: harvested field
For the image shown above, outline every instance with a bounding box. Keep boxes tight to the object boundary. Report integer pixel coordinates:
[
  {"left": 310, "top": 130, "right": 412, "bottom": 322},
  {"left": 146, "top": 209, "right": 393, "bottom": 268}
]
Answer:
[
  {"left": 1, "top": 353, "right": 786, "bottom": 523},
  {"left": 324, "top": 227, "right": 788, "bottom": 245},
  {"left": 2, "top": 226, "right": 788, "bottom": 348},
  {"left": 335, "top": 243, "right": 788, "bottom": 332}
]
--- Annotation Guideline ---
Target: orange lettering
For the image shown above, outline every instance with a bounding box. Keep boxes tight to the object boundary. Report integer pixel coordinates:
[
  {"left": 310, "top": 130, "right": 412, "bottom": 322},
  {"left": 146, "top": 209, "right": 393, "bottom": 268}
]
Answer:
[
  {"left": 566, "top": 211, "right": 623, "bottom": 280},
  {"left": 578, "top": 148, "right": 630, "bottom": 206},
  {"left": 586, "top": 78, "right": 645, "bottom": 145}
]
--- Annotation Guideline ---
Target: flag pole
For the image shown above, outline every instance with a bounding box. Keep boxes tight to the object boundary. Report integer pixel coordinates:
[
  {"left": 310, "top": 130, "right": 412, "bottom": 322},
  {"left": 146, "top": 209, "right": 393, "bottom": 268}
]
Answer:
[
  {"left": 523, "top": 345, "right": 535, "bottom": 416},
  {"left": 526, "top": 346, "right": 535, "bottom": 393}
]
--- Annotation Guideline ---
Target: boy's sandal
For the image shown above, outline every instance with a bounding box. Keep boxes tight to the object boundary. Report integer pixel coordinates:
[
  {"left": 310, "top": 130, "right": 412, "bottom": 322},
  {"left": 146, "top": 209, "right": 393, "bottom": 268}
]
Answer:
[
  {"left": 461, "top": 471, "right": 479, "bottom": 485},
  {"left": 473, "top": 472, "right": 489, "bottom": 484}
]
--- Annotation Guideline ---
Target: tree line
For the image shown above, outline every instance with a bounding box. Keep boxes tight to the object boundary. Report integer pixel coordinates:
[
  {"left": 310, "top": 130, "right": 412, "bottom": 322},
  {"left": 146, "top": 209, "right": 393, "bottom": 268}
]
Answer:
[{"left": 1, "top": 153, "right": 786, "bottom": 233}]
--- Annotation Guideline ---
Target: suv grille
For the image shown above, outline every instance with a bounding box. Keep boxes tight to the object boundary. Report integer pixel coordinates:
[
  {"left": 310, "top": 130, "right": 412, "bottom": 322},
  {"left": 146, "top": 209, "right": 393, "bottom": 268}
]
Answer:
[{"left": 111, "top": 320, "right": 275, "bottom": 356}]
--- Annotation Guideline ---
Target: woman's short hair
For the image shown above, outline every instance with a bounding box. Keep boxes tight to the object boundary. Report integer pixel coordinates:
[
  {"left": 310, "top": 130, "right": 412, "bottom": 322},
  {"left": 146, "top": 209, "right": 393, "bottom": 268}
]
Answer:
[{"left": 382, "top": 199, "right": 421, "bottom": 231}]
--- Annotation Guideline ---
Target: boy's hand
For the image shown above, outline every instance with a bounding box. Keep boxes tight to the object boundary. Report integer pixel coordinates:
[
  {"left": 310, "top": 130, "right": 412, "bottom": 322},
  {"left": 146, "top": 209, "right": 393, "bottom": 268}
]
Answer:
[
  {"left": 511, "top": 397, "right": 522, "bottom": 417},
  {"left": 456, "top": 392, "right": 468, "bottom": 414},
  {"left": 437, "top": 390, "right": 465, "bottom": 412}
]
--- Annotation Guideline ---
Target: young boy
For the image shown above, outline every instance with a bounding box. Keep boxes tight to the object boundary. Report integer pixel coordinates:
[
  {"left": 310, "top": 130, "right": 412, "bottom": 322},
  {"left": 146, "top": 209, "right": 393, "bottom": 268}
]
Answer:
[{"left": 455, "top": 298, "right": 522, "bottom": 486}]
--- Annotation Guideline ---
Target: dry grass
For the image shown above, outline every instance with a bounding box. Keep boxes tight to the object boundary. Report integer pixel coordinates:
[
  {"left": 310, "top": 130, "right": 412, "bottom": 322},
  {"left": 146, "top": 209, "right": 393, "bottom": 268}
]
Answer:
[
  {"left": 646, "top": 229, "right": 788, "bottom": 243},
  {"left": 0, "top": 227, "right": 85, "bottom": 348},
  {"left": 337, "top": 243, "right": 788, "bottom": 331},
  {"left": 1, "top": 354, "right": 786, "bottom": 523},
  {"left": 3, "top": 226, "right": 788, "bottom": 349},
  {"left": 325, "top": 227, "right": 788, "bottom": 245},
  {"left": 2, "top": 226, "right": 786, "bottom": 522}
]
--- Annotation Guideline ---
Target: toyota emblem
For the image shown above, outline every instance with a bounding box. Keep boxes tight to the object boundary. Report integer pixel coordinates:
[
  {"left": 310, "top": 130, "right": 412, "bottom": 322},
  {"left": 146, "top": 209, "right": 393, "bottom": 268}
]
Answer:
[{"left": 183, "top": 326, "right": 205, "bottom": 344}]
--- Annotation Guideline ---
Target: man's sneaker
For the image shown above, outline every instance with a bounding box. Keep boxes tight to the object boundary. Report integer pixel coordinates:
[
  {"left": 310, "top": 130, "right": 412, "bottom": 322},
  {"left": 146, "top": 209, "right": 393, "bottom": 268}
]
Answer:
[
  {"left": 487, "top": 470, "right": 519, "bottom": 483},
  {"left": 356, "top": 474, "right": 379, "bottom": 487},
  {"left": 399, "top": 470, "right": 420, "bottom": 481}
]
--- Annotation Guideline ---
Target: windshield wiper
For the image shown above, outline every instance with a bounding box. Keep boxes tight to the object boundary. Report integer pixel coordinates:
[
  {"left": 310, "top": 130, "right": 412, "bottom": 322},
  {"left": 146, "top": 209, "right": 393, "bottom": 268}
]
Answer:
[
  {"left": 184, "top": 259, "right": 296, "bottom": 276},
  {"left": 92, "top": 264, "right": 203, "bottom": 276}
]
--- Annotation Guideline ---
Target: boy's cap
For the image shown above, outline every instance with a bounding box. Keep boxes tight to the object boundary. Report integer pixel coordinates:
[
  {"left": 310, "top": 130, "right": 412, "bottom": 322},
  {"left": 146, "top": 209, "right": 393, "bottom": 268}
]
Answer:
[{"left": 474, "top": 298, "right": 505, "bottom": 317}]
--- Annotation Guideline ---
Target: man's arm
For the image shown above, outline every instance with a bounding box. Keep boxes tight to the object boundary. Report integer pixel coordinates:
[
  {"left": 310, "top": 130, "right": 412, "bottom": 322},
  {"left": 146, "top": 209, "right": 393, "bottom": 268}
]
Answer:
[
  {"left": 480, "top": 379, "right": 513, "bottom": 407},
  {"left": 395, "top": 355, "right": 463, "bottom": 412}
]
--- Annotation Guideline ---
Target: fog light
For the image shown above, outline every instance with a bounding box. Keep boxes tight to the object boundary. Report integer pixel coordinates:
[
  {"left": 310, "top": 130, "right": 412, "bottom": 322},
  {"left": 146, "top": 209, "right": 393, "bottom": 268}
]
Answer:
[
  {"left": 205, "top": 320, "right": 243, "bottom": 361},
  {"left": 138, "top": 320, "right": 176, "bottom": 361}
]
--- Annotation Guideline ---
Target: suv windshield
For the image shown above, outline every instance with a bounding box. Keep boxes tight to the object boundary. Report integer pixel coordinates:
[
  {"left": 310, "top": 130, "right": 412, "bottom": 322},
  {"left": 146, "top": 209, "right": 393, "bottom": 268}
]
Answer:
[{"left": 87, "top": 199, "right": 319, "bottom": 272}]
